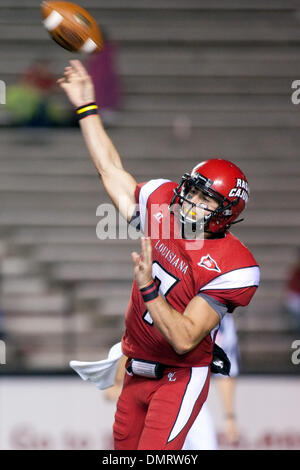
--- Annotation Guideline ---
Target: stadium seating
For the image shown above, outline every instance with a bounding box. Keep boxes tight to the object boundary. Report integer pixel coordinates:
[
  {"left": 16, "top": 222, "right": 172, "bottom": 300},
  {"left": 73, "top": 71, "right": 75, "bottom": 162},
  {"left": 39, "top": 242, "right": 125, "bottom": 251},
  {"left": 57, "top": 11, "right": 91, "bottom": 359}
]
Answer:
[{"left": 0, "top": 0, "right": 300, "bottom": 372}]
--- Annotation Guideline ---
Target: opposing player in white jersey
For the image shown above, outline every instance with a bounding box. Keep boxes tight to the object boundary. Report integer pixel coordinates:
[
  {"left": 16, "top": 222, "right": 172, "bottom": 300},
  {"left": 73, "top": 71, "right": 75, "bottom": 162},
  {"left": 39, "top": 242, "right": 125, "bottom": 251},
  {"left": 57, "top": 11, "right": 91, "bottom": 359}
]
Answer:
[
  {"left": 58, "top": 60, "right": 260, "bottom": 450},
  {"left": 183, "top": 314, "right": 240, "bottom": 450}
]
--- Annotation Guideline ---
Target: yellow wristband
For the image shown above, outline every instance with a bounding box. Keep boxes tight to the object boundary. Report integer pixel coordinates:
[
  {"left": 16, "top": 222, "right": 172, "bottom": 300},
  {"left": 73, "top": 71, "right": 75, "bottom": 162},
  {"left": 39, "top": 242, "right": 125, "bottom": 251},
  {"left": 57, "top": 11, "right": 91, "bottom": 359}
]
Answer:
[{"left": 77, "top": 104, "right": 98, "bottom": 114}]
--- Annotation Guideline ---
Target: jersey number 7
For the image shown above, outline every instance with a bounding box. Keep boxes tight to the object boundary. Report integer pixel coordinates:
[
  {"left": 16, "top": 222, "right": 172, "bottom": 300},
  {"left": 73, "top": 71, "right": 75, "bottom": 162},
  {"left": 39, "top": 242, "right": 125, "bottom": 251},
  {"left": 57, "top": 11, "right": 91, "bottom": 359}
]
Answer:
[{"left": 143, "top": 261, "right": 180, "bottom": 325}]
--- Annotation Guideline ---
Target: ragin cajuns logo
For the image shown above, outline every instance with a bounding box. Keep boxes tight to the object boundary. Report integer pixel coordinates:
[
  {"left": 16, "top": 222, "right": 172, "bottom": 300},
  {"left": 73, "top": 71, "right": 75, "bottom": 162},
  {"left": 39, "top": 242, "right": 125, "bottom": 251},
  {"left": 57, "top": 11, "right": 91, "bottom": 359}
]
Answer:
[
  {"left": 228, "top": 178, "right": 249, "bottom": 203},
  {"left": 198, "top": 254, "right": 221, "bottom": 273}
]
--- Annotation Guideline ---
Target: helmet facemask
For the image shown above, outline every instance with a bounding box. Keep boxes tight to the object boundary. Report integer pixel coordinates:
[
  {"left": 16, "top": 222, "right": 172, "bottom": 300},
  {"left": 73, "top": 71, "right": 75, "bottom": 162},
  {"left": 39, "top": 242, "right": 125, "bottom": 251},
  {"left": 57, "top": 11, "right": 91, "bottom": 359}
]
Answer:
[{"left": 169, "top": 172, "right": 239, "bottom": 236}]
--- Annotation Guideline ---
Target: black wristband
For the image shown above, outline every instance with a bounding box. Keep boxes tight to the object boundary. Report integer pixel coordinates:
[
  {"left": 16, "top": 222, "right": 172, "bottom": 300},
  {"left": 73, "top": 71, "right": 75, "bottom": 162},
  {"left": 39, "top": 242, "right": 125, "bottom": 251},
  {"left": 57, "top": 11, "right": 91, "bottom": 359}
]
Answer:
[
  {"left": 76, "top": 102, "right": 98, "bottom": 120},
  {"left": 140, "top": 281, "right": 159, "bottom": 303}
]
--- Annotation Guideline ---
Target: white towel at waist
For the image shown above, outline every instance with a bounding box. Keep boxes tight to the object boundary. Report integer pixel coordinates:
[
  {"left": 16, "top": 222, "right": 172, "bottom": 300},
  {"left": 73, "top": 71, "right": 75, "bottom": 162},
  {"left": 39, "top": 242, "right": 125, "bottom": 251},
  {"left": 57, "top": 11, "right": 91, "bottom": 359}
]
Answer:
[{"left": 69, "top": 341, "right": 123, "bottom": 390}]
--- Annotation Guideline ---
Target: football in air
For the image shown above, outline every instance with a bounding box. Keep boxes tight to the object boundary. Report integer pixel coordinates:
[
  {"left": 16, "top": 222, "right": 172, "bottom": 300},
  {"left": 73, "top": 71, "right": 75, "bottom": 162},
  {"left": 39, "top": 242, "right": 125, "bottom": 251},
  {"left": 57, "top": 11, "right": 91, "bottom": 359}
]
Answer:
[{"left": 41, "top": 1, "right": 103, "bottom": 53}]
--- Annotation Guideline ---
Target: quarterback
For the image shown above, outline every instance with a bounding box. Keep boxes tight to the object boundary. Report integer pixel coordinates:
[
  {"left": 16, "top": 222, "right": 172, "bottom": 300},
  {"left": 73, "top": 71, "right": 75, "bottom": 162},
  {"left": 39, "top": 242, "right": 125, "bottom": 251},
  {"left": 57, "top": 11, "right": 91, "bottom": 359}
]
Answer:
[{"left": 58, "top": 60, "right": 260, "bottom": 450}]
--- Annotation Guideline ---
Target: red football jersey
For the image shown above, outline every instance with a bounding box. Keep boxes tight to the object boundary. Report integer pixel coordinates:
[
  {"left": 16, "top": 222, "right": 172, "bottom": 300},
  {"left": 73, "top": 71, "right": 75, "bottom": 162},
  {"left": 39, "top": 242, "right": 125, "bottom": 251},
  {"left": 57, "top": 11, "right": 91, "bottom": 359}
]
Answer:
[{"left": 121, "top": 179, "right": 260, "bottom": 367}]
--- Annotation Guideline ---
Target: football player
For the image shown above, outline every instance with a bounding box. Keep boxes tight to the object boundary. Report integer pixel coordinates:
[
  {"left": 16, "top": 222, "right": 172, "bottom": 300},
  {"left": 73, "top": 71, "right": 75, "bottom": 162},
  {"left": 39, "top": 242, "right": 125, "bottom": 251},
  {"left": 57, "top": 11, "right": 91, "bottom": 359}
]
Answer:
[
  {"left": 58, "top": 60, "right": 260, "bottom": 450},
  {"left": 104, "top": 314, "right": 240, "bottom": 450}
]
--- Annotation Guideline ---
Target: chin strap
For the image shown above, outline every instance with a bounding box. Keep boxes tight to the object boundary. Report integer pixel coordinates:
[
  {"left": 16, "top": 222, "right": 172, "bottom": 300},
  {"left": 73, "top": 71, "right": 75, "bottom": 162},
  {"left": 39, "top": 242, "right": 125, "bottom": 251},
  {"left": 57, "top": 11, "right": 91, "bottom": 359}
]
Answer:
[{"left": 224, "top": 218, "right": 244, "bottom": 230}]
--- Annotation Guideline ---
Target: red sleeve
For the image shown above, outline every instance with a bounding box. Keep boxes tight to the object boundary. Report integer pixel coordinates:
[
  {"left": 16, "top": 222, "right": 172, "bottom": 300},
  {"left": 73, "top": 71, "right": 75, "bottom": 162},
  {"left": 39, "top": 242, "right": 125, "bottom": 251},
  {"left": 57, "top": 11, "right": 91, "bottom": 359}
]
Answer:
[{"left": 201, "top": 286, "right": 258, "bottom": 313}]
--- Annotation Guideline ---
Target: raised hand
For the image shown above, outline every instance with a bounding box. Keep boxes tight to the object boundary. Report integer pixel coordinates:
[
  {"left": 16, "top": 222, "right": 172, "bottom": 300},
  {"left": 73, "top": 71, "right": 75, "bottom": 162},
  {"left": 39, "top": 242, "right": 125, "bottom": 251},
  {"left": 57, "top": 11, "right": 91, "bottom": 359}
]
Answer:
[
  {"left": 131, "top": 237, "right": 153, "bottom": 290},
  {"left": 57, "top": 59, "right": 95, "bottom": 108}
]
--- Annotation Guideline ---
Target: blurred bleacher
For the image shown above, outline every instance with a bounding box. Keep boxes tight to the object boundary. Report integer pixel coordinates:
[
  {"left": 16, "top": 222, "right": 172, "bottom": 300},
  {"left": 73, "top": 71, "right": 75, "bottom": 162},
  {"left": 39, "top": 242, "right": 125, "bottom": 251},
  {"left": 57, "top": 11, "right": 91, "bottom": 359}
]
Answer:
[{"left": 0, "top": 0, "right": 300, "bottom": 373}]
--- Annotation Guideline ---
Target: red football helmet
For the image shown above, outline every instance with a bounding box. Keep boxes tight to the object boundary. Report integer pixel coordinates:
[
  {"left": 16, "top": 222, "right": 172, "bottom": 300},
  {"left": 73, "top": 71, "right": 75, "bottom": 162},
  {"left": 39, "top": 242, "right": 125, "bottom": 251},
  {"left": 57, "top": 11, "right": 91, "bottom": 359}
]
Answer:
[{"left": 169, "top": 158, "right": 249, "bottom": 233}]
